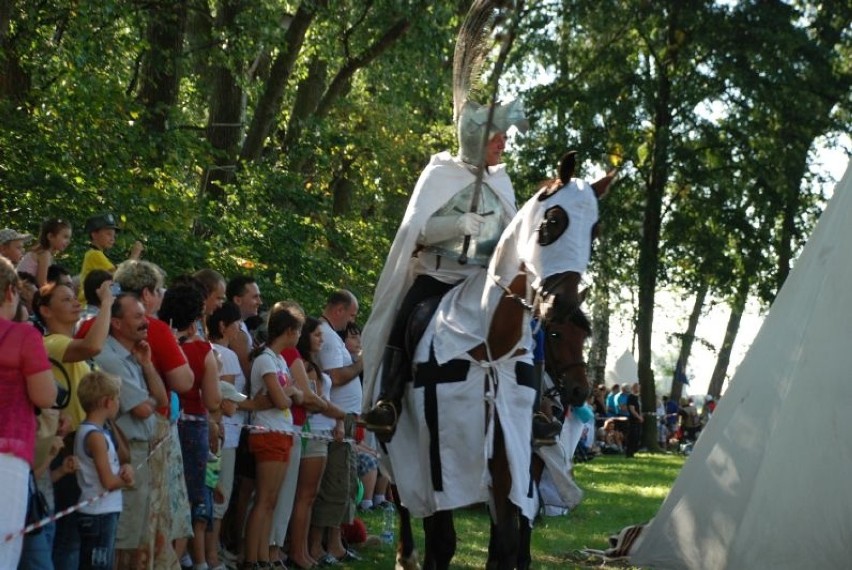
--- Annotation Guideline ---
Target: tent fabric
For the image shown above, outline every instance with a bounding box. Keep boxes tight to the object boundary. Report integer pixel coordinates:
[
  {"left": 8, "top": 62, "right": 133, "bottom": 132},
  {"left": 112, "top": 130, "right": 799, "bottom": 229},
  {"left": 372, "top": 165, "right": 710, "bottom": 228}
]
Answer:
[
  {"left": 606, "top": 349, "right": 639, "bottom": 387},
  {"left": 629, "top": 160, "right": 852, "bottom": 569}
]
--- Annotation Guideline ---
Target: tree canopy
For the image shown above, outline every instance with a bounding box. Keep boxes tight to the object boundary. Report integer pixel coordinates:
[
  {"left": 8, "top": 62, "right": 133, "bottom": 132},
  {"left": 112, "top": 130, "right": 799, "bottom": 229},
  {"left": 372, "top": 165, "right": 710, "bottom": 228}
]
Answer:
[{"left": 2, "top": 1, "right": 850, "bottom": 402}]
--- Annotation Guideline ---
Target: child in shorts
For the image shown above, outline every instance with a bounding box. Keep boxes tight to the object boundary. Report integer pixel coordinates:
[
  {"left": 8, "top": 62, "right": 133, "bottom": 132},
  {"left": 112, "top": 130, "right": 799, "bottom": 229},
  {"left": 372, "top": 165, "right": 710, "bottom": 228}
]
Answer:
[
  {"left": 74, "top": 370, "right": 135, "bottom": 570},
  {"left": 204, "top": 381, "right": 247, "bottom": 570}
]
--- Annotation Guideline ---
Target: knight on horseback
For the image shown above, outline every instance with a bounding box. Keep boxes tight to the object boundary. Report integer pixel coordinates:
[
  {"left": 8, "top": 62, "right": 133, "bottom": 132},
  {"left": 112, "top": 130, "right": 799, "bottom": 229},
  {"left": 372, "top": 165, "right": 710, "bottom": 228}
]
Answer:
[{"left": 359, "top": 93, "right": 562, "bottom": 445}]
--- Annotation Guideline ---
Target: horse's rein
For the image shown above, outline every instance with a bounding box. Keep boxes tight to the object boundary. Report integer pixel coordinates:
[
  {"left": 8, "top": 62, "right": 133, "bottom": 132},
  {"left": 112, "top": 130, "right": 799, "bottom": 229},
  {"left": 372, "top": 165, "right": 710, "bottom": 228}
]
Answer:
[{"left": 487, "top": 268, "right": 537, "bottom": 312}]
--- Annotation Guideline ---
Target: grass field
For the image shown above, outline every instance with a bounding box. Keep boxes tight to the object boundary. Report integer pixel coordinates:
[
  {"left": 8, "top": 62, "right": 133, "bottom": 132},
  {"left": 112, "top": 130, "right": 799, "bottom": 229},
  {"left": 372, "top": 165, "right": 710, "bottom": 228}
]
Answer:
[{"left": 344, "top": 452, "right": 685, "bottom": 569}]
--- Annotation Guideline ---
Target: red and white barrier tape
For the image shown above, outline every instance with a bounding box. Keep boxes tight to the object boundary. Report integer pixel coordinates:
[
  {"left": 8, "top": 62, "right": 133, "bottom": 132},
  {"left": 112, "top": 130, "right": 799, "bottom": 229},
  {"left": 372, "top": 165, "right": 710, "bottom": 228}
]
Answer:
[
  {"left": 180, "top": 413, "right": 356, "bottom": 444},
  {"left": 2, "top": 432, "right": 172, "bottom": 544},
  {"left": 5, "top": 417, "right": 357, "bottom": 542}
]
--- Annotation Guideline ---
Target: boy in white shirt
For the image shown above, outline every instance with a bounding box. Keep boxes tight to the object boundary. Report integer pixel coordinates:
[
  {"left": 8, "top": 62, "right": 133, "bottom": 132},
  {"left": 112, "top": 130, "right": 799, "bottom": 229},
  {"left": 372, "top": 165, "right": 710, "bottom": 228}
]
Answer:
[{"left": 74, "top": 370, "right": 135, "bottom": 570}]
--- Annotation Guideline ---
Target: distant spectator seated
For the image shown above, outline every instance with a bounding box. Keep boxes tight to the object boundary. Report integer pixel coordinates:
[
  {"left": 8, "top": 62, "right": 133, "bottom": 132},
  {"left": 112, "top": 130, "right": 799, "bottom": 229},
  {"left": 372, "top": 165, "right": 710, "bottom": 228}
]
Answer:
[
  {"left": 699, "top": 395, "right": 716, "bottom": 428},
  {"left": 663, "top": 395, "right": 679, "bottom": 438},
  {"left": 596, "top": 418, "right": 625, "bottom": 454}
]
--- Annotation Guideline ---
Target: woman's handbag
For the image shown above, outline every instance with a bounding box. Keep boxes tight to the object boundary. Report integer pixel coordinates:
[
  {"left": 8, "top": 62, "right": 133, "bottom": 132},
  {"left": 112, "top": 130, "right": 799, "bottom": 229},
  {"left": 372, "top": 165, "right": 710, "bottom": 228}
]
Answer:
[{"left": 25, "top": 470, "right": 50, "bottom": 534}]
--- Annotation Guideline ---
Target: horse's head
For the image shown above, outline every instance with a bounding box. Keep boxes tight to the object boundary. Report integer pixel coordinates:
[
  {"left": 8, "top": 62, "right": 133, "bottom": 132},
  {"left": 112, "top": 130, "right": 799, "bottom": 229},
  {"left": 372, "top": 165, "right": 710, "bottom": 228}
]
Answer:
[
  {"left": 517, "top": 152, "right": 614, "bottom": 408},
  {"left": 538, "top": 272, "right": 592, "bottom": 408}
]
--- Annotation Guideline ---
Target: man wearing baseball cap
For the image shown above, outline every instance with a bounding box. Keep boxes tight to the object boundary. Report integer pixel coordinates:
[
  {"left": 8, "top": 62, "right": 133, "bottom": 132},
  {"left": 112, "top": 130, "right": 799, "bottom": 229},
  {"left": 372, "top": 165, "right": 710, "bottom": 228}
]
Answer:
[
  {"left": 0, "top": 227, "right": 32, "bottom": 265},
  {"left": 78, "top": 213, "right": 143, "bottom": 303}
]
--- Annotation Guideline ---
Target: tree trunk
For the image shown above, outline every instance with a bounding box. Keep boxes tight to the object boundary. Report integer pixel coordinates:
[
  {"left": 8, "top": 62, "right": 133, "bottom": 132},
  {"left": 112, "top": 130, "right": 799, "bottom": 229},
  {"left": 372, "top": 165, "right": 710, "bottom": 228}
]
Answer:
[
  {"left": 281, "top": 57, "right": 328, "bottom": 164},
  {"left": 637, "top": 7, "right": 681, "bottom": 452},
  {"left": 0, "top": 0, "right": 31, "bottom": 102},
  {"left": 330, "top": 158, "right": 355, "bottom": 217},
  {"left": 669, "top": 280, "right": 708, "bottom": 404},
  {"left": 588, "top": 277, "right": 611, "bottom": 388},
  {"left": 239, "top": 3, "right": 318, "bottom": 162},
  {"left": 706, "top": 277, "right": 748, "bottom": 398},
  {"left": 136, "top": 0, "right": 188, "bottom": 136},
  {"left": 313, "top": 18, "right": 411, "bottom": 119},
  {"left": 285, "top": 17, "right": 411, "bottom": 175},
  {"left": 199, "top": 0, "right": 246, "bottom": 205},
  {"left": 185, "top": 0, "right": 214, "bottom": 97}
]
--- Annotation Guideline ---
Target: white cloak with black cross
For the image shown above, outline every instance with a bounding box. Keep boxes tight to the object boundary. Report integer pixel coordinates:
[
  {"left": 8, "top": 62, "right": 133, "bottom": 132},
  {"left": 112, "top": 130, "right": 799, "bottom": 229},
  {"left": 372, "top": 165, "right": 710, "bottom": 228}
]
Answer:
[
  {"left": 382, "top": 177, "right": 600, "bottom": 522},
  {"left": 361, "top": 152, "right": 516, "bottom": 412}
]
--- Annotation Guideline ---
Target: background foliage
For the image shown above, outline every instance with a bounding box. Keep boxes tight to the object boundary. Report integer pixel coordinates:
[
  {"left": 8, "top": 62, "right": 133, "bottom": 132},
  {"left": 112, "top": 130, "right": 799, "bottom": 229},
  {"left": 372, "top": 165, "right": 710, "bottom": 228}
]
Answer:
[{"left": 2, "top": 1, "right": 850, "bottom": 388}]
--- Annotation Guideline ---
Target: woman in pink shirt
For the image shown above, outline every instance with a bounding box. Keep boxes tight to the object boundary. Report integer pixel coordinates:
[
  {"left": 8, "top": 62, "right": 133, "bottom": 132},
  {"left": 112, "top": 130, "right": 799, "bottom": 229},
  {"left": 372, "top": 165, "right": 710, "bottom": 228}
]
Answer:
[{"left": 0, "top": 256, "right": 57, "bottom": 566}]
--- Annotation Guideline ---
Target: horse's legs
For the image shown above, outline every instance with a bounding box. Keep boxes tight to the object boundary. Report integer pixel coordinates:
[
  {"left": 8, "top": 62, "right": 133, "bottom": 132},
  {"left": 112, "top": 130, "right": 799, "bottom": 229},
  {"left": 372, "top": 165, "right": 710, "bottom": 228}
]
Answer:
[
  {"left": 516, "top": 454, "right": 545, "bottom": 569},
  {"left": 486, "top": 417, "right": 521, "bottom": 570},
  {"left": 393, "top": 485, "right": 420, "bottom": 569},
  {"left": 517, "top": 515, "right": 532, "bottom": 570},
  {"left": 496, "top": 508, "right": 533, "bottom": 569},
  {"left": 422, "top": 511, "right": 455, "bottom": 570}
]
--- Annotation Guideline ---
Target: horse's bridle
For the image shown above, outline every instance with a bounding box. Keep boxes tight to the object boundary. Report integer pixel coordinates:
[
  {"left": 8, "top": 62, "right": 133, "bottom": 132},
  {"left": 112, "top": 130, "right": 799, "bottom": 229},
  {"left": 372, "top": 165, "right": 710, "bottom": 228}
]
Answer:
[{"left": 487, "top": 269, "right": 589, "bottom": 372}]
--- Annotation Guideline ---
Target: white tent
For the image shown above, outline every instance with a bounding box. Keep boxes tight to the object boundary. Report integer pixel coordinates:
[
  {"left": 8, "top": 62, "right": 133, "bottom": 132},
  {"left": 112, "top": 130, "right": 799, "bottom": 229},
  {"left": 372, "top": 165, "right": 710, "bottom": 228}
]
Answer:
[
  {"left": 606, "top": 349, "right": 639, "bottom": 387},
  {"left": 629, "top": 160, "right": 852, "bottom": 569}
]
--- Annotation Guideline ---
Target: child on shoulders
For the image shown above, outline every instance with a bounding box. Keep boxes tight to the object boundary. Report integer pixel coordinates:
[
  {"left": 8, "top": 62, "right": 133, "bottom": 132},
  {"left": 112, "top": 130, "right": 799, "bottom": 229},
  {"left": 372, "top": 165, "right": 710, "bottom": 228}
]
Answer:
[
  {"left": 78, "top": 213, "right": 143, "bottom": 303},
  {"left": 17, "top": 218, "right": 72, "bottom": 287}
]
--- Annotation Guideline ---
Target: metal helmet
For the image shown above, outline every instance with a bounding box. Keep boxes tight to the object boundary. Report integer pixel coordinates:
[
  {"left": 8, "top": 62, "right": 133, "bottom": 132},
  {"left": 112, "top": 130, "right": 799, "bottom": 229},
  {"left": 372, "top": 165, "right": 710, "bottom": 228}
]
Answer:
[
  {"left": 453, "top": 1, "right": 528, "bottom": 167},
  {"left": 457, "top": 98, "right": 528, "bottom": 167}
]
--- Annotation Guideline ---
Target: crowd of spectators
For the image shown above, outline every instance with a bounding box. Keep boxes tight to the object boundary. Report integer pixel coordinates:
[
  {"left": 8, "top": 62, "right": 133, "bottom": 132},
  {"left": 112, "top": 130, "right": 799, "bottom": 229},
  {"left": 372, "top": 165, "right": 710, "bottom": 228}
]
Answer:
[
  {"left": 0, "top": 216, "right": 386, "bottom": 570},
  {"left": 582, "top": 381, "right": 716, "bottom": 458}
]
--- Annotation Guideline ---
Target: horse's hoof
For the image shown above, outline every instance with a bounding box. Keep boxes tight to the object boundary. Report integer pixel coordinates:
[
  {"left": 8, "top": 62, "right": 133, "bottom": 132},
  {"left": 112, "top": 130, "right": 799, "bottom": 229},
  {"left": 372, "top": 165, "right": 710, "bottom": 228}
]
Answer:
[{"left": 395, "top": 549, "right": 421, "bottom": 570}]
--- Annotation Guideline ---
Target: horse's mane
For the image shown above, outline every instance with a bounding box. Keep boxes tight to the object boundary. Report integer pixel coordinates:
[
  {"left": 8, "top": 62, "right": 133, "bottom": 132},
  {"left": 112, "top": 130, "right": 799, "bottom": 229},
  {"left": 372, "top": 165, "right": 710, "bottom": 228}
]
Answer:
[{"left": 549, "top": 294, "right": 592, "bottom": 335}]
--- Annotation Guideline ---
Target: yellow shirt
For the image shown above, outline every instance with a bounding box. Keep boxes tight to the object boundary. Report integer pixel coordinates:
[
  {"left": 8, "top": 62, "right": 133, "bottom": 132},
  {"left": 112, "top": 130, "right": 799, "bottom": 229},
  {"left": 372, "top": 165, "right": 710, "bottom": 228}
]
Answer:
[
  {"left": 78, "top": 248, "right": 115, "bottom": 303},
  {"left": 43, "top": 334, "right": 91, "bottom": 429}
]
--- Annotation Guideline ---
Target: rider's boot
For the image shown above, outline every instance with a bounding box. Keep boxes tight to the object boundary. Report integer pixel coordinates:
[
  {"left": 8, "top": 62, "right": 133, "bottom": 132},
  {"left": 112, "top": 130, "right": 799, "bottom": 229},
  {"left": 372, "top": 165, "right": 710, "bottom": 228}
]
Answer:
[
  {"left": 361, "top": 346, "right": 408, "bottom": 443},
  {"left": 532, "top": 411, "right": 563, "bottom": 446},
  {"left": 531, "top": 362, "right": 562, "bottom": 446}
]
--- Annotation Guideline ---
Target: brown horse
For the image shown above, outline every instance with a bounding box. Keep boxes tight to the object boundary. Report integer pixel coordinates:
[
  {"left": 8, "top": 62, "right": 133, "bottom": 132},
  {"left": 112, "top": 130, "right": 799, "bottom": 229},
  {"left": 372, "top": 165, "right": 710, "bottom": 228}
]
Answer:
[{"left": 387, "top": 157, "right": 612, "bottom": 570}]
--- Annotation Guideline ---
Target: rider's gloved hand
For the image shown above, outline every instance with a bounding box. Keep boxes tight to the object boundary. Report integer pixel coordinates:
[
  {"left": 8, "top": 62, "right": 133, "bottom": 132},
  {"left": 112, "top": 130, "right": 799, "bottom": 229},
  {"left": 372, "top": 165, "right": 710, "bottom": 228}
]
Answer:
[
  {"left": 421, "top": 213, "right": 484, "bottom": 245},
  {"left": 455, "top": 213, "right": 485, "bottom": 237}
]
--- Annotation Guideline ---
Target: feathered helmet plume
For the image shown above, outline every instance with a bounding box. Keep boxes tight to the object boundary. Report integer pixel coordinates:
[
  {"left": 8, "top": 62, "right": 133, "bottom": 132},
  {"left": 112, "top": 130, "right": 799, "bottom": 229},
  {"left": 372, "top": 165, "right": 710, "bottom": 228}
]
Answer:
[{"left": 454, "top": 0, "right": 528, "bottom": 167}]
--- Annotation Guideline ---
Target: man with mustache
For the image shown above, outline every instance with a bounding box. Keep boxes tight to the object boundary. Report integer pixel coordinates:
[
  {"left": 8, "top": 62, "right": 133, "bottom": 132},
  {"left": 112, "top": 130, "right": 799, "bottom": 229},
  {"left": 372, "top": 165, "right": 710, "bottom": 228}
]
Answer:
[{"left": 94, "top": 292, "right": 169, "bottom": 567}]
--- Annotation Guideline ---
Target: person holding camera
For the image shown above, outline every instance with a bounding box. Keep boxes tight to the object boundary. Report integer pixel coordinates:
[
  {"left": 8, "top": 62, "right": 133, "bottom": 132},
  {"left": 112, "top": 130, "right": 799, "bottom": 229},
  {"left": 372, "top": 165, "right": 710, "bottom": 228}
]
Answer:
[
  {"left": 31, "top": 278, "right": 114, "bottom": 570},
  {"left": 35, "top": 280, "right": 115, "bottom": 428},
  {"left": 0, "top": 256, "right": 57, "bottom": 567}
]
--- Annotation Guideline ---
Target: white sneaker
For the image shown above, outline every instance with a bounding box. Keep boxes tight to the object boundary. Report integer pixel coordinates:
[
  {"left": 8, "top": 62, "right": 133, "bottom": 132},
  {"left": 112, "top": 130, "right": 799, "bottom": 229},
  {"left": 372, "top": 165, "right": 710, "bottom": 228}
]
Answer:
[{"left": 219, "top": 548, "right": 239, "bottom": 564}]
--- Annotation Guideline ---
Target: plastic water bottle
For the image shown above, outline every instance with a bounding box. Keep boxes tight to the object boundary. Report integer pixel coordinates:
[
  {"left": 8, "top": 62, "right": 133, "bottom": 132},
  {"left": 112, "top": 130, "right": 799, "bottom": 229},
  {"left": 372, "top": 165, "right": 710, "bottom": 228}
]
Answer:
[{"left": 381, "top": 501, "right": 395, "bottom": 547}]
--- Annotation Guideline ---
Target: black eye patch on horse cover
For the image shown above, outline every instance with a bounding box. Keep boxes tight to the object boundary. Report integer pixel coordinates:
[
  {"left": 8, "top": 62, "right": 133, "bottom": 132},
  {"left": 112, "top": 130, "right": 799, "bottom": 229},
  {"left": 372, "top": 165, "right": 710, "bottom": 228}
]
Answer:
[{"left": 538, "top": 205, "right": 569, "bottom": 246}]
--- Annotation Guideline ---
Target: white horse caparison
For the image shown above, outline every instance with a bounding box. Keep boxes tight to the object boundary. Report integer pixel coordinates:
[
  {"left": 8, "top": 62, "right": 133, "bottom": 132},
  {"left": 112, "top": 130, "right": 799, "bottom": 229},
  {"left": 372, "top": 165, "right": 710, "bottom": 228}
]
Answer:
[{"left": 383, "top": 161, "right": 613, "bottom": 570}]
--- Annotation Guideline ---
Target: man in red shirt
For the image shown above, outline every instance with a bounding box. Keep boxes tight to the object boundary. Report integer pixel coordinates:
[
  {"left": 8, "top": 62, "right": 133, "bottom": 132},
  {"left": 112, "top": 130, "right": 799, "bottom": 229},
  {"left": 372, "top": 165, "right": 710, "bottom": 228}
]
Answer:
[{"left": 112, "top": 260, "right": 192, "bottom": 393}]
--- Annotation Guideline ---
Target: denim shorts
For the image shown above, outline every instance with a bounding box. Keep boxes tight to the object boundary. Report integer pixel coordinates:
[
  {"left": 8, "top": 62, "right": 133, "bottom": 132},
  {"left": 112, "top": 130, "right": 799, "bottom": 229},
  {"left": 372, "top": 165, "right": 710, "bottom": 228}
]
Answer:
[
  {"left": 356, "top": 451, "right": 379, "bottom": 477},
  {"left": 77, "top": 511, "right": 119, "bottom": 570},
  {"left": 190, "top": 486, "right": 214, "bottom": 529}
]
